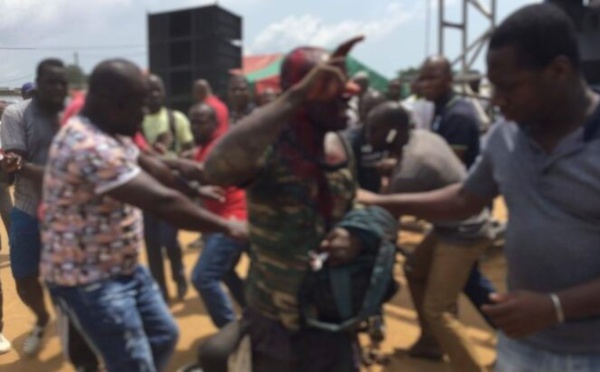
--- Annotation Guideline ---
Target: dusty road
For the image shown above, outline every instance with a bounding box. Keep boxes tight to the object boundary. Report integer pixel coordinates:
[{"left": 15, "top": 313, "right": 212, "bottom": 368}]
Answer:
[{"left": 0, "top": 200, "right": 507, "bottom": 372}]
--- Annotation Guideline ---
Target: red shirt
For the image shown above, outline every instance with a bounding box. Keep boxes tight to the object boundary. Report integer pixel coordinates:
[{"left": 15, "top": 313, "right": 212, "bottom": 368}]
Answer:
[
  {"left": 205, "top": 95, "right": 229, "bottom": 137},
  {"left": 195, "top": 139, "right": 247, "bottom": 221}
]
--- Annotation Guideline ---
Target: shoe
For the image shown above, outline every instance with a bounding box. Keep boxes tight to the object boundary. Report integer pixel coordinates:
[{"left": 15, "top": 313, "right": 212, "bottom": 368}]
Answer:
[
  {"left": 407, "top": 337, "right": 444, "bottom": 361},
  {"left": 0, "top": 333, "right": 11, "bottom": 354},
  {"left": 23, "top": 325, "right": 45, "bottom": 357},
  {"left": 176, "top": 363, "right": 204, "bottom": 372},
  {"left": 188, "top": 237, "right": 204, "bottom": 250}
]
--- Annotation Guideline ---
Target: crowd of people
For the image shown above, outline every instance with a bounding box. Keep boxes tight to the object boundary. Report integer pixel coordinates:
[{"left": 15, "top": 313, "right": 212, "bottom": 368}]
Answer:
[{"left": 0, "top": 3, "right": 599, "bottom": 372}]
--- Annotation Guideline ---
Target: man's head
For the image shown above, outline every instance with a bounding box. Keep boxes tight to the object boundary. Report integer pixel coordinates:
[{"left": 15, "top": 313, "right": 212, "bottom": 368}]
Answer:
[
  {"left": 35, "top": 59, "right": 67, "bottom": 112},
  {"left": 147, "top": 74, "right": 166, "bottom": 113},
  {"left": 193, "top": 79, "right": 212, "bottom": 103},
  {"left": 189, "top": 103, "right": 217, "bottom": 145},
  {"left": 280, "top": 46, "right": 351, "bottom": 131},
  {"left": 486, "top": 4, "right": 581, "bottom": 130},
  {"left": 352, "top": 71, "right": 370, "bottom": 95},
  {"left": 359, "top": 90, "right": 387, "bottom": 124},
  {"left": 85, "top": 59, "right": 148, "bottom": 136},
  {"left": 419, "top": 56, "right": 453, "bottom": 102},
  {"left": 366, "top": 101, "right": 411, "bottom": 154},
  {"left": 21, "top": 82, "right": 36, "bottom": 100},
  {"left": 387, "top": 78, "right": 402, "bottom": 101},
  {"left": 228, "top": 75, "right": 251, "bottom": 111}
]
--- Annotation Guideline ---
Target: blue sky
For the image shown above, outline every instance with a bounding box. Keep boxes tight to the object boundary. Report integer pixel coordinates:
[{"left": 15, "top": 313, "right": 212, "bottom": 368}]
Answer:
[{"left": 0, "top": 0, "right": 538, "bottom": 87}]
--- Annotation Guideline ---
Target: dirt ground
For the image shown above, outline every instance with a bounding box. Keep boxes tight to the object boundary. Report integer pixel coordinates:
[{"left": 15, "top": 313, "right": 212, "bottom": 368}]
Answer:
[{"left": 0, "top": 199, "right": 507, "bottom": 372}]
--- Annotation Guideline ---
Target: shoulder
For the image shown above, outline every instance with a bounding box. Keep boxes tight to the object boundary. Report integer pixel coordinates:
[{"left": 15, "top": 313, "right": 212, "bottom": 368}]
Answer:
[
  {"left": 325, "top": 132, "right": 349, "bottom": 164},
  {"left": 444, "top": 98, "right": 479, "bottom": 123},
  {"left": 409, "top": 130, "right": 460, "bottom": 164},
  {"left": 2, "top": 100, "right": 29, "bottom": 120},
  {"left": 481, "top": 120, "right": 519, "bottom": 152},
  {"left": 172, "top": 110, "right": 190, "bottom": 125}
]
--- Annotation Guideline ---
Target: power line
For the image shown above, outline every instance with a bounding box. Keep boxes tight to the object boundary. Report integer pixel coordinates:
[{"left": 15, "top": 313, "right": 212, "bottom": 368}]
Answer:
[
  {"left": 0, "top": 74, "right": 34, "bottom": 85},
  {"left": 0, "top": 44, "right": 147, "bottom": 51}
]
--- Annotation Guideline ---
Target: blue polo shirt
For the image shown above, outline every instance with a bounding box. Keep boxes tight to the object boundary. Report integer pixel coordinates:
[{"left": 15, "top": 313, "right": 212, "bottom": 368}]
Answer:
[{"left": 464, "top": 102, "right": 600, "bottom": 354}]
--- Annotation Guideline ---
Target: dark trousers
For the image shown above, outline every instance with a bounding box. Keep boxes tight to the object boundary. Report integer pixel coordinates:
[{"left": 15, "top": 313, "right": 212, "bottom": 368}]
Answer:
[
  {"left": 464, "top": 263, "right": 496, "bottom": 327},
  {"left": 143, "top": 213, "right": 185, "bottom": 300},
  {"left": 199, "top": 309, "right": 359, "bottom": 372}
]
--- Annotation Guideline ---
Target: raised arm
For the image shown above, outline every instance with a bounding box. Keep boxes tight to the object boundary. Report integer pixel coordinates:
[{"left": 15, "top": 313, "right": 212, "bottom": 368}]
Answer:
[
  {"left": 203, "top": 49, "right": 356, "bottom": 187},
  {"left": 358, "top": 183, "right": 490, "bottom": 221},
  {"left": 202, "top": 87, "right": 304, "bottom": 186}
]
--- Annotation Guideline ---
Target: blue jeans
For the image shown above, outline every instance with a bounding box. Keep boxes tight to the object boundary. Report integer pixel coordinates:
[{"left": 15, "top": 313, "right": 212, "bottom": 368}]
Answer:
[
  {"left": 9, "top": 207, "right": 41, "bottom": 280},
  {"left": 464, "top": 262, "right": 496, "bottom": 327},
  {"left": 143, "top": 213, "right": 185, "bottom": 300},
  {"left": 496, "top": 333, "right": 600, "bottom": 372},
  {"left": 192, "top": 233, "right": 246, "bottom": 328},
  {"left": 47, "top": 265, "right": 179, "bottom": 372}
]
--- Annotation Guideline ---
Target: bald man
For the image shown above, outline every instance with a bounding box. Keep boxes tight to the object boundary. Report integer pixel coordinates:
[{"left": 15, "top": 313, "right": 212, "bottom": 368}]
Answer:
[
  {"left": 40, "top": 59, "right": 247, "bottom": 372},
  {"left": 187, "top": 79, "right": 231, "bottom": 250},
  {"left": 419, "top": 56, "right": 481, "bottom": 168},
  {"left": 417, "top": 55, "right": 495, "bottom": 364},
  {"left": 227, "top": 75, "right": 255, "bottom": 125},
  {"left": 188, "top": 103, "right": 248, "bottom": 329},
  {"left": 192, "top": 79, "right": 229, "bottom": 141},
  {"left": 345, "top": 89, "right": 388, "bottom": 192},
  {"left": 366, "top": 102, "right": 493, "bottom": 371}
]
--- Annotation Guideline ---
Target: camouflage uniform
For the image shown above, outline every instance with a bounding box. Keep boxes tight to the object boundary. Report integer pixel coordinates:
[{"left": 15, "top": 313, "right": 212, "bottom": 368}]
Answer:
[{"left": 245, "top": 132, "right": 356, "bottom": 331}]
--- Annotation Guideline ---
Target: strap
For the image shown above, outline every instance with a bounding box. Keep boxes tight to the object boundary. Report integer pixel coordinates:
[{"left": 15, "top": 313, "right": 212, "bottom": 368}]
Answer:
[
  {"left": 303, "top": 240, "right": 396, "bottom": 333},
  {"left": 167, "top": 109, "right": 177, "bottom": 151},
  {"left": 330, "top": 267, "right": 354, "bottom": 321}
]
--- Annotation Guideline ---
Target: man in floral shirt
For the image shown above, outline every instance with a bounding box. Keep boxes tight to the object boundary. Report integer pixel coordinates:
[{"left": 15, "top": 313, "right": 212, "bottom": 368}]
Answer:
[{"left": 41, "top": 59, "right": 245, "bottom": 372}]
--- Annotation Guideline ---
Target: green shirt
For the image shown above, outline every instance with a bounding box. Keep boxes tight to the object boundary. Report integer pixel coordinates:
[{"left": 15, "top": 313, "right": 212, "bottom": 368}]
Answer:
[
  {"left": 245, "top": 134, "right": 356, "bottom": 331},
  {"left": 142, "top": 107, "right": 193, "bottom": 154}
]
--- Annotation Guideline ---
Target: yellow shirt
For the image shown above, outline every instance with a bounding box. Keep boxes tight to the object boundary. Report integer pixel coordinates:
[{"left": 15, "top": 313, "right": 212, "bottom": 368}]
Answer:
[{"left": 142, "top": 107, "right": 193, "bottom": 154}]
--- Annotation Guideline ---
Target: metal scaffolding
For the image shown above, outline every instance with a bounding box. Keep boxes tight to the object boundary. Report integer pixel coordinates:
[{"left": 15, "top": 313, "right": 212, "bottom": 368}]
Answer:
[{"left": 438, "top": 0, "right": 497, "bottom": 75}]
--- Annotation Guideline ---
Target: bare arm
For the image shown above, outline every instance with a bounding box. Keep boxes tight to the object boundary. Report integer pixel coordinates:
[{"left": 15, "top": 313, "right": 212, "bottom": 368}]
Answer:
[
  {"left": 559, "top": 277, "right": 600, "bottom": 320},
  {"left": 137, "top": 152, "right": 198, "bottom": 198},
  {"left": 358, "top": 183, "right": 489, "bottom": 221},
  {"left": 20, "top": 163, "right": 44, "bottom": 184},
  {"left": 203, "top": 45, "right": 358, "bottom": 187},
  {"left": 106, "top": 171, "right": 238, "bottom": 234},
  {"left": 160, "top": 157, "right": 206, "bottom": 184},
  {"left": 203, "top": 88, "right": 304, "bottom": 186}
]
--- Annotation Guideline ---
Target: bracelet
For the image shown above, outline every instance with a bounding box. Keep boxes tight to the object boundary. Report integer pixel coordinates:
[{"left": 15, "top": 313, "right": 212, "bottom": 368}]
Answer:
[{"left": 549, "top": 293, "right": 565, "bottom": 324}]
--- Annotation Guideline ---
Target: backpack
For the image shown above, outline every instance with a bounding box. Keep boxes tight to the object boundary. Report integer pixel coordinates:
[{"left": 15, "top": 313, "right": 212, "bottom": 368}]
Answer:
[
  {"left": 299, "top": 235, "right": 399, "bottom": 332},
  {"left": 298, "top": 133, "right": 400, "bottom": 333}
]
